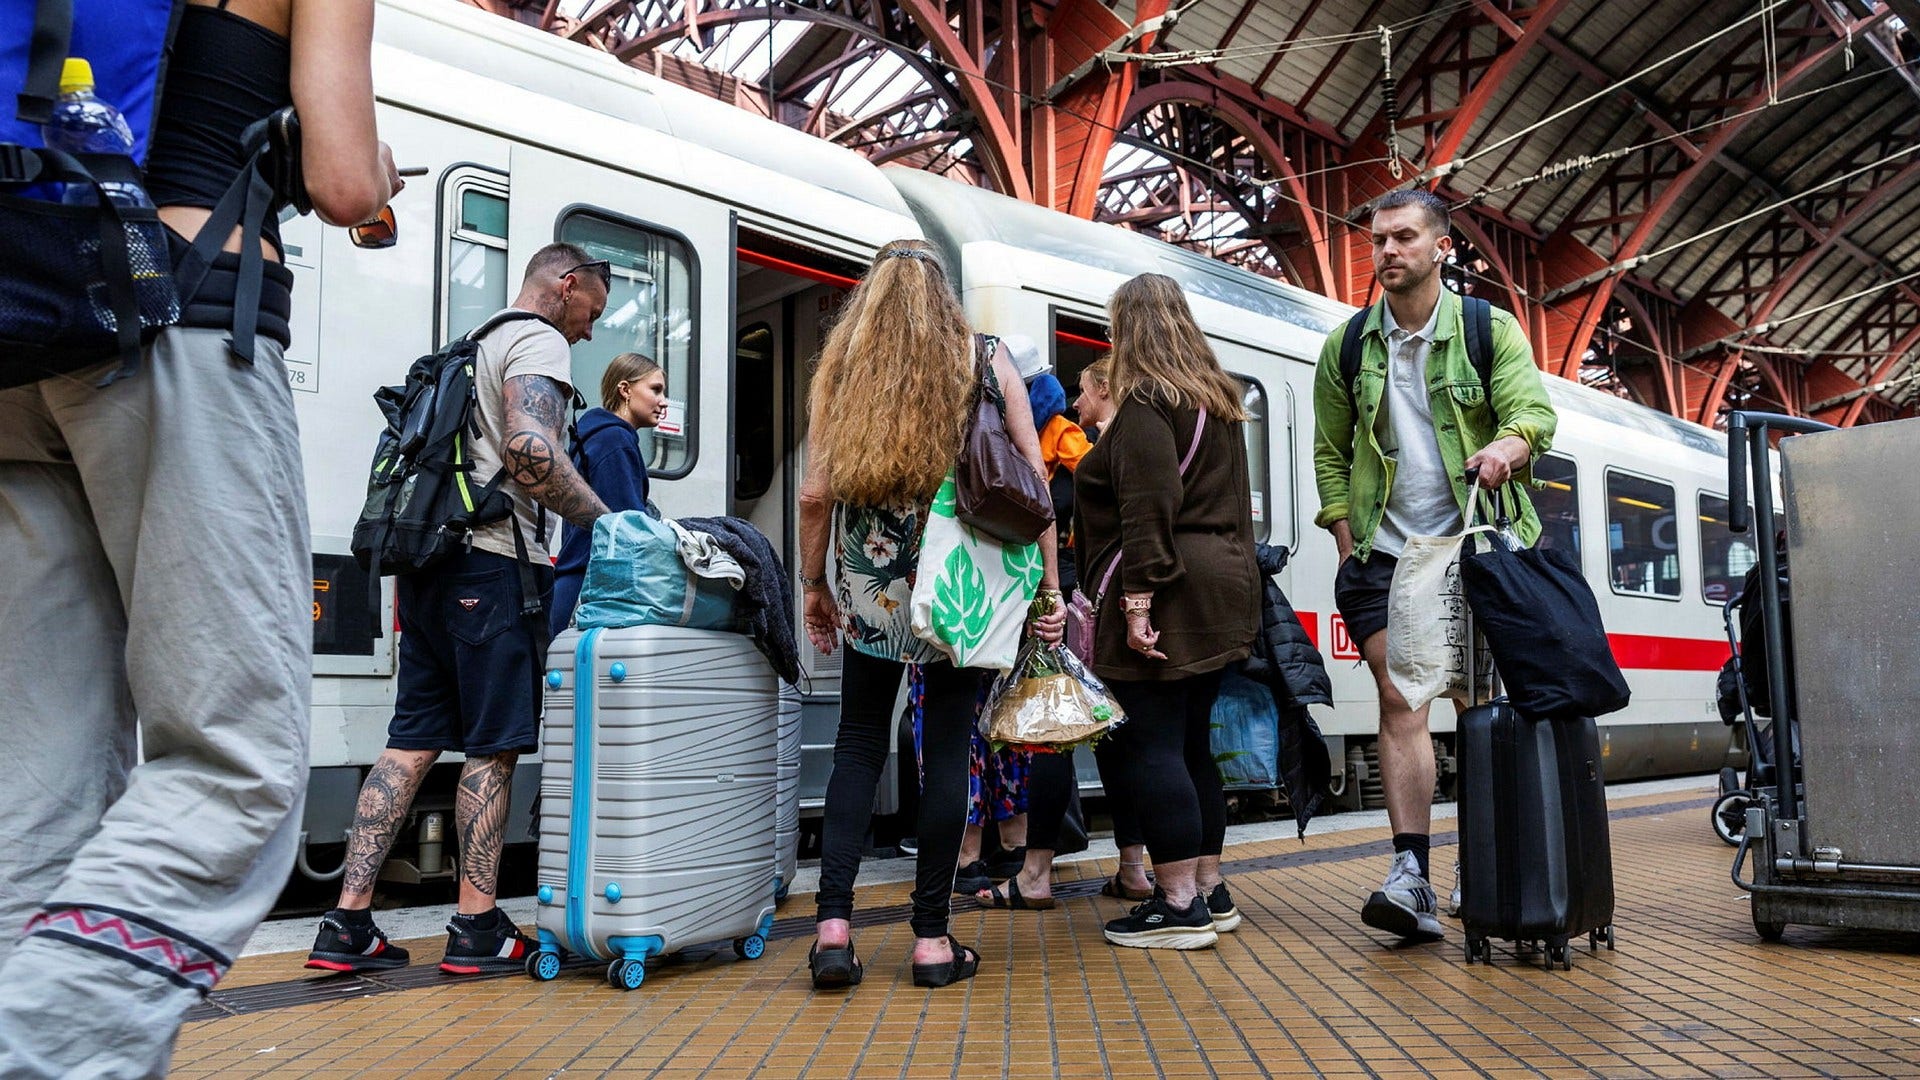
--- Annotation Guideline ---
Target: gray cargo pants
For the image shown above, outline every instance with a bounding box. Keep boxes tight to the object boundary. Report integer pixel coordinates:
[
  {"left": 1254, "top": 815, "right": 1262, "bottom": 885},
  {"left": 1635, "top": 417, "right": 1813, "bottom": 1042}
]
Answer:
[{"left": 0, "top": 328, "right": 312, "bottom": 1078}]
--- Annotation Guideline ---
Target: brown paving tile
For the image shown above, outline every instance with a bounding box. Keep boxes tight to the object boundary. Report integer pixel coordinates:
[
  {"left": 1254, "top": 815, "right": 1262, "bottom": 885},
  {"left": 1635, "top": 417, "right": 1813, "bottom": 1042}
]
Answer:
[{"left": 168, "top": 790, "right": 1920, "bottom": 1080}]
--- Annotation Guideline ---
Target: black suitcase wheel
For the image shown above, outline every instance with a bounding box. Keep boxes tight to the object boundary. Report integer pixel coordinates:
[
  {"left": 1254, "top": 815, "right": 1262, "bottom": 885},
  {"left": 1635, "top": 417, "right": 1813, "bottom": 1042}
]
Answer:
[
  {"left": 1465, "top": 932, "right": 1483, "bottom": 964},
  {"left": 1712, "top": 791, "right": 1751, "bottom": 847},
  {"left": 1546, "top": 942, "right": 1570, "bottom": 970}
]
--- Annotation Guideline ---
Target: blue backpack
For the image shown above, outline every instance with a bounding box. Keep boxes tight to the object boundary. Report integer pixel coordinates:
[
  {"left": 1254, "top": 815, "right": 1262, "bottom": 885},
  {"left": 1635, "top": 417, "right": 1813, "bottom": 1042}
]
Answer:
[{"left": 0, "top": 0, "right": 184, "bottom": 387}]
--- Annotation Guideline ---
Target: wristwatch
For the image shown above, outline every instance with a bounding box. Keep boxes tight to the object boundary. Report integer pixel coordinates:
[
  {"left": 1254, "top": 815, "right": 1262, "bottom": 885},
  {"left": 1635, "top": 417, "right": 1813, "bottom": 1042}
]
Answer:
[{"left": 800, "top": 573, "right": 829, "bottom": 589}]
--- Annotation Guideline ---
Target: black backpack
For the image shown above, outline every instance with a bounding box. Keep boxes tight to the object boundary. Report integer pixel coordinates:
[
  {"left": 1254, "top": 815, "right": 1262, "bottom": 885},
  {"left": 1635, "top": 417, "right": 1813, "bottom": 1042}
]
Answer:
[
  {"left": 351, "top": 311, "right": 558, "bottom": 611},
  {"left": 1339, "top": 294, "right": 1495, "bottom": 409}
]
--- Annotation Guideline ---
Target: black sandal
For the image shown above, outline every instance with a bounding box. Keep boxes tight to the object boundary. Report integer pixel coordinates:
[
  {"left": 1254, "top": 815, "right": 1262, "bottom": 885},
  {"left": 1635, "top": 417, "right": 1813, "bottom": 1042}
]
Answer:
[
  {"left": 1100, "top": 872, "right": 1153, "bottom": 902},
  {"left": 911, "top": 936, "right": 980, "bottom": 988},
  {"left": 980, "top": 877, "right": 1056, "bottom": 911},
  {"left": 953, "top": 860, "right": 992, "bottom": 896},
  {"left": 808, "top": 940, "right": 863, "bottom": 990}
]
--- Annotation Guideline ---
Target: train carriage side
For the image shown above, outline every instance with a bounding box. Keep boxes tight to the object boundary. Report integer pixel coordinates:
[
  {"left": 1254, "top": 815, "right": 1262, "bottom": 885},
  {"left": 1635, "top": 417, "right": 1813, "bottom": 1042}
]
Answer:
[
  {"left": 887, "top": 167, "right": 1735, "bottom": 799},
  {"left": 286, "top": 0, "right": 926, "bottom": 881}
]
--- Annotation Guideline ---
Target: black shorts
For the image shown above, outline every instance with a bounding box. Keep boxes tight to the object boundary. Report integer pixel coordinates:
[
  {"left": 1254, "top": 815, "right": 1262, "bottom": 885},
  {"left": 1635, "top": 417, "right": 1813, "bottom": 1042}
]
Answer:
[
  {"left": 1334, "top": 553, "right": 1397, "bottom": 651},
  {"left": 389, "top": 549, "right": 555, "bottom": 756}
]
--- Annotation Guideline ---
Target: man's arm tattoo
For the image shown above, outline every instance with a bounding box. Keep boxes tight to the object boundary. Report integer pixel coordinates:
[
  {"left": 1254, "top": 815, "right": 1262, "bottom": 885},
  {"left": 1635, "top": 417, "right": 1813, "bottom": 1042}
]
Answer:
[
  {"left": 342, "top": 757, "right": 422, "bottom": 897},
  {"left": 455, "top": 755, "right": 517, "bottom": 898},
  {"left": 504, "top": 375, "right": 610, "bottom": 530}
]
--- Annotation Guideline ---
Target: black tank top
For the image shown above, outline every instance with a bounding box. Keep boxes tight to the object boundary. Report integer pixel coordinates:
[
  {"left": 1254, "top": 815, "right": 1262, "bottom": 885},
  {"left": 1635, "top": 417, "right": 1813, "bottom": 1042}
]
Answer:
[{"left": 145, "top": 2, "right": 295, "bottom": 346}]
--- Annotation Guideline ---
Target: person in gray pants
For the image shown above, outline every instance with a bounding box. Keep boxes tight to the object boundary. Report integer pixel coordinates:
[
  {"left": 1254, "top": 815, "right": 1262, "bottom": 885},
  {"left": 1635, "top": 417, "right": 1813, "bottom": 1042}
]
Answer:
[{"left": 0, "top": 0, "right": 400, "bottom": 1074}]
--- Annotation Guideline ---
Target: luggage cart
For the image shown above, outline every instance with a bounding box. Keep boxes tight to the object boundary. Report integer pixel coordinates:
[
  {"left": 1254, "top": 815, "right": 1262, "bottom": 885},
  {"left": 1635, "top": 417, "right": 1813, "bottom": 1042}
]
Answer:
[{"left": 1725, "top": 411, "right": 1920, "bottom": 940}]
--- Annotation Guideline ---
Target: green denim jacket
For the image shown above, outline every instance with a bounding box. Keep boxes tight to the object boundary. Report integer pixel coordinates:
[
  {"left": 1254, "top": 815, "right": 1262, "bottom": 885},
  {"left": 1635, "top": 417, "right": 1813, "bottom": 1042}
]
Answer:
[{"left": 1312, "top": 288, "right": 1558, "bottom": 561}]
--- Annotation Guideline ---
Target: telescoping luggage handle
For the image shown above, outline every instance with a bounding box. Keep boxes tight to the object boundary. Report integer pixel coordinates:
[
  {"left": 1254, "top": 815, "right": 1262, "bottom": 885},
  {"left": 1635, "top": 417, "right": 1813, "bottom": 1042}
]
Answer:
[{"left": 1459, "top": 465, "right": 1504, "bottom": 706}]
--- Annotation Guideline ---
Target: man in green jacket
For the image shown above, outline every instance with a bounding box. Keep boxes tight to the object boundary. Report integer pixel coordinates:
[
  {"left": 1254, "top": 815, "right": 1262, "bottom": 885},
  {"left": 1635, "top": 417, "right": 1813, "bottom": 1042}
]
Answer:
[{"left": 1312, "top": 189, "right": 1557, "bottom": 944}]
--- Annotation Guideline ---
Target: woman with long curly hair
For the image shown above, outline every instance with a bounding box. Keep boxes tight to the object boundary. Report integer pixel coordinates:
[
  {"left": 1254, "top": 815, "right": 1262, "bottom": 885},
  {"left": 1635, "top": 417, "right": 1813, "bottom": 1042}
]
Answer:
[
  {"left": 1075, "top": 273, "right": 1260, "bottom": 950},
  {"left": 797, "top": 239, "right": 1065, "bottom": 989}
]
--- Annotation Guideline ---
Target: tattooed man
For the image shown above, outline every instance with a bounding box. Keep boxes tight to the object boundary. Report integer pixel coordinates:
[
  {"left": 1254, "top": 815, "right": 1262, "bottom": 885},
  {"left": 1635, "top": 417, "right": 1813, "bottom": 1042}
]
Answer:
[{"left": 308, "top": 243, "right": 610, "bottom": 974}]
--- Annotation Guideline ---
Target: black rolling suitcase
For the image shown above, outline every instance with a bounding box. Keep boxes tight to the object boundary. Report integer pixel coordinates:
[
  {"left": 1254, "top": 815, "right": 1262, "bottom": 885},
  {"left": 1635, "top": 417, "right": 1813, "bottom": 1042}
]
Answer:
[{"left": 1456, "top": 697, "right": 1616, "bottom": 969}]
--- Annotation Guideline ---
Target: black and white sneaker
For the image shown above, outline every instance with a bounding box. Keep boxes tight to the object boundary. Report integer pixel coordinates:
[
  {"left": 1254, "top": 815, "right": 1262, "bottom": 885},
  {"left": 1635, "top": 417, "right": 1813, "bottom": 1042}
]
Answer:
[
  {"left": 305, "top": 911, "right": 410, "bottom": 973},
  {"left": 1205, "top": 883, "right": 1242, "bottom": 933},
  {"left": 1103, "top": 894, "right": 1219, "bottom": 950},
  {"left": 439, "top": 911, "right": 535, "bottom": 974},
  {"left": 1360, "top": 850, "right": 1445, "bottom": 943}
]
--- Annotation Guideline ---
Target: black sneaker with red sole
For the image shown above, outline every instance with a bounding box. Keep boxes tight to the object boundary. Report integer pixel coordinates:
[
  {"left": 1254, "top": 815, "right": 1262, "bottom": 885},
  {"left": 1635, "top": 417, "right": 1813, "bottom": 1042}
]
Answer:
[
  {"left": 439, "top": 913, "right": 535, "bottom": 975},
  {"left": 305, "top": 913, "right": 410, "bottom": 973}
]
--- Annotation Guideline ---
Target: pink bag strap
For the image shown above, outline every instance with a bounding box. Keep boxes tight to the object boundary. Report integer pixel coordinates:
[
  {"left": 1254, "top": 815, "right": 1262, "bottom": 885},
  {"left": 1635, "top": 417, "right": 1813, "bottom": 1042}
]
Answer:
[{"left": 1094, "top": 407, "right": 1208, "bottom": 603}]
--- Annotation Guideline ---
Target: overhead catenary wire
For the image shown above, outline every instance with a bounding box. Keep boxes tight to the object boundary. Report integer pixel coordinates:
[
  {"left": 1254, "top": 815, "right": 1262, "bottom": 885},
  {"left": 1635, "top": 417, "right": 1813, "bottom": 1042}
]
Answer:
[
  {"left": 1539, "top": 142, "right": 1920, "bottom": 300},
  {"left": 1450, "top": 55, "right": 1920, "bottom": 209},
  {"left": 1419, "top": 0, "right": 1802, "bottom": 184},
  {"left": 695, "top": 0, "right": 1918, "bottom": 399}
]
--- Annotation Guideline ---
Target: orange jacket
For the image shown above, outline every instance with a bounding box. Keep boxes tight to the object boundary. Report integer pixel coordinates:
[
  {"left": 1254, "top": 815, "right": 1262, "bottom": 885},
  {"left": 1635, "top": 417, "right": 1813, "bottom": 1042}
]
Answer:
[{"left": 1039, "top": 414, "right": 1092, "bottom": 473}]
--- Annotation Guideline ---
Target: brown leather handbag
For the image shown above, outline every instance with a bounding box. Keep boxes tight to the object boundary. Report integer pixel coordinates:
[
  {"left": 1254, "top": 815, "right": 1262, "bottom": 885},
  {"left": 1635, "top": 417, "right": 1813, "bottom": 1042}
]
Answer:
[{"left": 955, "top": 334, "right": 1056, "bottom": 545}]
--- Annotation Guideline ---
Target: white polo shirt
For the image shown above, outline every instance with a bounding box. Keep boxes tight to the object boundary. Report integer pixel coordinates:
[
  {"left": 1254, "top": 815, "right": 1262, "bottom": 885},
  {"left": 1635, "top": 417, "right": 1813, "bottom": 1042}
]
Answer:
[{"left": 1371, "top": 301, "right": 1464, "bottom": 558}]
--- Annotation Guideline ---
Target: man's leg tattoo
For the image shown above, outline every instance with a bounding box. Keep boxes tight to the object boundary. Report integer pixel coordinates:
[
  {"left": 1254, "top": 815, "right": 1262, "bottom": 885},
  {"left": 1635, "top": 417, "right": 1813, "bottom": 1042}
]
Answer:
[
  {"left": 456, "top": 755, "right": 517, "bottom": 898},
  {"left": 343, "top": 757, "right": 427, "bottom": 899}
]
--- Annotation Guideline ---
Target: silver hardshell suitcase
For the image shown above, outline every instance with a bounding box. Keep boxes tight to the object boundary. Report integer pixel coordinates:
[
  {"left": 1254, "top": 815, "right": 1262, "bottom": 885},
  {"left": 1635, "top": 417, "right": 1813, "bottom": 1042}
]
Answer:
[
  {"left": 775, "top": 681, "right": 802, "bottom": 902},
  {"left": 528, "top": 625, "right": 779, "bottom": 990}
]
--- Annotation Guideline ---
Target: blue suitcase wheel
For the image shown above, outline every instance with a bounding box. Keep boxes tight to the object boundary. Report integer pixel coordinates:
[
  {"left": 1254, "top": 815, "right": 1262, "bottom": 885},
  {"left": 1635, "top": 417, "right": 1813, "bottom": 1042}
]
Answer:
[
  {"left": 527, "top": 951, "right": 562, "bottom": 981},
  {"left": 775, "top": 879, "right": 790, "bottom": 903},
  {"left": 734, "top": 935, "right": 766, "bottom": 961},
  {"left": 607, "top": 958, "right": 645, "bottom": 990}
]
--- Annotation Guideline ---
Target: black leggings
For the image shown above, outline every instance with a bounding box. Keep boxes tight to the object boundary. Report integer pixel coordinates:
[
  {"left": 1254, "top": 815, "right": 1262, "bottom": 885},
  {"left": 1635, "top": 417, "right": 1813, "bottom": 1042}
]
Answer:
[
  {"left": 816, "top": 648, "right": 978, "bottom": 939},
  {"left": 1098, "top": 671, "right": 1227, "bottom": 865}
]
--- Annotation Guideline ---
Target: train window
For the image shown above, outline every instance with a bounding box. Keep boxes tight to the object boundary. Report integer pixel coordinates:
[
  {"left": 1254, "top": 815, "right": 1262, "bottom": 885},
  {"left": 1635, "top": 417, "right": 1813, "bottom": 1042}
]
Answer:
[
  {"left": 734, "top": 322, "right": 775, "bottom": 501},
  {"left": 1531, "top": 453, "right": 1581, "bottom": 565},
  {"left": 1606, "top": 470, "right": 1681, "bottom": 600},
  {"left": 1698, "top": 493, "right": 1759, "bottom": 605},
  {"left": 558, "top": 211, "right": 698, "bottom": 478},
  {"left": 1238, "top": 376, "right": 1272, "bottom": 544},
  {"left": 442, "top": 177, "right": 509, "bottom": 342}
]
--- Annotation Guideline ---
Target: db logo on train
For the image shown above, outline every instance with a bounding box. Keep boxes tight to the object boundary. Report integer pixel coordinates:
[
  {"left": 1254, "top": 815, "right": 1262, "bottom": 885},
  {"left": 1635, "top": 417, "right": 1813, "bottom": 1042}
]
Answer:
[{"left": 1329, "top": 615, "right": 1362, "bottom": 661}]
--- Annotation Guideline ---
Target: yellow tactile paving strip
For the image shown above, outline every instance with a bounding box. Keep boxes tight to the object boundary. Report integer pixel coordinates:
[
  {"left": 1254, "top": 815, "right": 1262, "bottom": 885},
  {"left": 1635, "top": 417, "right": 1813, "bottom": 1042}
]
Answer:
[{"left": 174, "top": 790, "right": 1920, "bottom": 1079}]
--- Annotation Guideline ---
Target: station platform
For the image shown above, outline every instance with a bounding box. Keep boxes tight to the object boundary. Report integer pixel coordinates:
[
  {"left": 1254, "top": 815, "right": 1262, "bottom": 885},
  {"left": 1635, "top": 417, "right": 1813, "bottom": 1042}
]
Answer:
[{"left": 173, "top": 778, "right": 1920, "bottom": 1079}]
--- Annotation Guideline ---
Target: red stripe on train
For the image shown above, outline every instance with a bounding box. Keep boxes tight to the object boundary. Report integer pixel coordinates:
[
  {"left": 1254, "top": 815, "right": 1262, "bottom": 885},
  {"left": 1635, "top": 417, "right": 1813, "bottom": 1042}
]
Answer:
[{"left": 1292, "top": 612, "right": 1724, "bottom": 672}]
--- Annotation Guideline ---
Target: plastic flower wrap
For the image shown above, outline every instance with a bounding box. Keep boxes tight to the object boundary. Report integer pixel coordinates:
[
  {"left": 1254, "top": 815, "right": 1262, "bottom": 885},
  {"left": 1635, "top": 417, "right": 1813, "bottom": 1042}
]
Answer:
[{"left": 981, "top": 640, "right": 1126, "bottom": 752}]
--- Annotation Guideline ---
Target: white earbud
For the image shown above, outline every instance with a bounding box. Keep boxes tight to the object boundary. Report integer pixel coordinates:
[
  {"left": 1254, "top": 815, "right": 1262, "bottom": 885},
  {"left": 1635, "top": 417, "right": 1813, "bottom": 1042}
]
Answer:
[{"left": 1432, "top": 250, "right": 1445, "bottom": 264}]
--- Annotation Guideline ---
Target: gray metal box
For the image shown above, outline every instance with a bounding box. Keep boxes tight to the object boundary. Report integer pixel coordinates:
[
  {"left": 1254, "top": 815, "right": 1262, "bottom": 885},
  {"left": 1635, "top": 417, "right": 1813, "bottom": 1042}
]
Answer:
[{"left": 1783, "top": 416, "right": 1920, "bottom": 868}]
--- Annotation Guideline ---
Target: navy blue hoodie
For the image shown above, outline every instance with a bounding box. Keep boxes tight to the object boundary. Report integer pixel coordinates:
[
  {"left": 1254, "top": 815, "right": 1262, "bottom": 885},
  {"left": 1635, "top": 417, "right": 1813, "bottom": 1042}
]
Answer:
[{"left": 550, "top": 407, "right": 652, "bottom": 636}]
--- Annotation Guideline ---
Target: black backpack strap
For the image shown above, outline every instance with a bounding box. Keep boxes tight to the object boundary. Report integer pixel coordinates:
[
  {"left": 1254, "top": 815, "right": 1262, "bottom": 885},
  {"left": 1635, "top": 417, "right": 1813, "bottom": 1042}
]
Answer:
[
  {"left": 169, "top": 118, "right": 278, "bottom": 365},
  {"left": 1464, "top": 295, "right": 1495, "bottom": 398},
  {"left": 468, "top": 308, "right": 557, "bottom": 343},
  {"left": 1339, "top": 307, "right": 1369, "bottom": 407},
  {"left": 16, "top": 0, "right": 72, "bottom": 125},
  {"left": 509, "top": 515, "right": 545, "bottom": 619}
]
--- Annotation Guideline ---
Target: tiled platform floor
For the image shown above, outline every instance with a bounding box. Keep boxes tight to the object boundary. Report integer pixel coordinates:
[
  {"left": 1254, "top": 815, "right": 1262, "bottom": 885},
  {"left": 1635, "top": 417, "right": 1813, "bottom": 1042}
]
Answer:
[{"left": 173, "top": 787, "right": 1920, "bottom": 1079}]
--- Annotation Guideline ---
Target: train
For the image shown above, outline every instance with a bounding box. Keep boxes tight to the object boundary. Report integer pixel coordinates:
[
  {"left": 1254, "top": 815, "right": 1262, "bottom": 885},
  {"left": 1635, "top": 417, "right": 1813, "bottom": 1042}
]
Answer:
[{"left": 284, "top": 0, "right": 1745, "bottom": 885}]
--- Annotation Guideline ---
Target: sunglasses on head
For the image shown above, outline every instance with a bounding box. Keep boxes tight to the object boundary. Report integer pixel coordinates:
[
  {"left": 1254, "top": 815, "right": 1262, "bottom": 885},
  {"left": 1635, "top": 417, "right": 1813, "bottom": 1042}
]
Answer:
[{"left": 563, "top": 259, "right": 613, "bottom": 289}]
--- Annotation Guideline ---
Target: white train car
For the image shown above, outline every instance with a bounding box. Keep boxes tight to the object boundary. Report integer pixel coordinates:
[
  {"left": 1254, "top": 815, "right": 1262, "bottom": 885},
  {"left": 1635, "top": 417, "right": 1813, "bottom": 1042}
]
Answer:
[{"left": 281, "top": 0, "right": 1746, "bottom": 880}]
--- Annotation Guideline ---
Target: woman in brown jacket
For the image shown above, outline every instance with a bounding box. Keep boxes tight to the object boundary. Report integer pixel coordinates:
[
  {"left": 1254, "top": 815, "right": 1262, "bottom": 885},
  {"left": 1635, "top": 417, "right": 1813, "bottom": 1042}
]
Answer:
[{"left": 1074, "top": 273, "right": 1260, "bottom": 950}]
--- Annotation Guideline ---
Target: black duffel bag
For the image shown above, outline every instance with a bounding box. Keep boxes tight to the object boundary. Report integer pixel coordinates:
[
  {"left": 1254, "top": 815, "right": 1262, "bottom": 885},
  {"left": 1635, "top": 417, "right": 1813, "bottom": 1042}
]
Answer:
[{"left": 1460, "top": 483, "right": 1630, "bottom": 720}]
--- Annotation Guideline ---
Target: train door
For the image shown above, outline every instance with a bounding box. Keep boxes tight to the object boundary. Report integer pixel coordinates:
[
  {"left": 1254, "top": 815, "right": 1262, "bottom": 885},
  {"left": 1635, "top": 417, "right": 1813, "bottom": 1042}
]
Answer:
[
  {"left": 508, "top": 148, "right": 731, "bottom": 521},
  {"left": 730, "top": 229, "right": 889, "bottom": 817}
]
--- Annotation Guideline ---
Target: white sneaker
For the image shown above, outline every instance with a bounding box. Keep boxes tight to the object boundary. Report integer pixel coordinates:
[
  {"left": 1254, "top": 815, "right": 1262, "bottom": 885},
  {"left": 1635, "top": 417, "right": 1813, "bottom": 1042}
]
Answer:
[{"left": 1360, "top": 850, "right": 1445, "bottom": 943}]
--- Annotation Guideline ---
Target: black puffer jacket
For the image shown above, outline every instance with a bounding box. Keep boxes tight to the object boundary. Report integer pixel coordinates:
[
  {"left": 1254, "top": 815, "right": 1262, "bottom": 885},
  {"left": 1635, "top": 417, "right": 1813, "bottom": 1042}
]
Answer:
[
  {"left": 1242, "top": 544, "right": 1332, "bottom": 706},
  {"left": 1242, "top": 542, "right": 1334, "bottom": 838}
]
